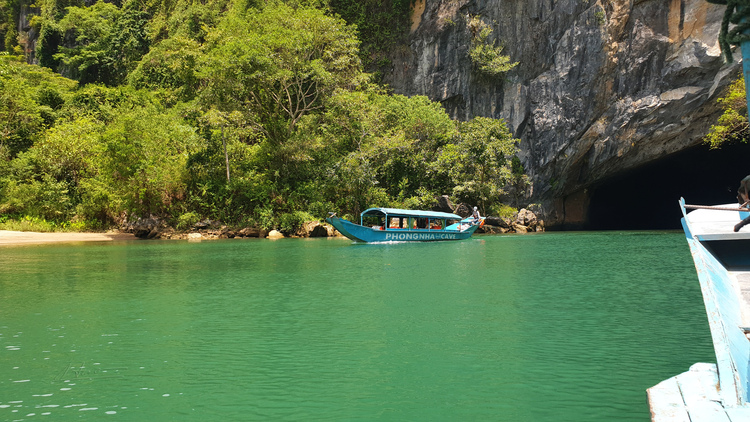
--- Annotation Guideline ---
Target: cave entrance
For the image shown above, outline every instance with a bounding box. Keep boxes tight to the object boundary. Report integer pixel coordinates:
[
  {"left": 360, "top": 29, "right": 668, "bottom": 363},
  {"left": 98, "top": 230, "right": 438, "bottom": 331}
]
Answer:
[{"left": 586, "top": 142, "right": 750, "bottom": 230}]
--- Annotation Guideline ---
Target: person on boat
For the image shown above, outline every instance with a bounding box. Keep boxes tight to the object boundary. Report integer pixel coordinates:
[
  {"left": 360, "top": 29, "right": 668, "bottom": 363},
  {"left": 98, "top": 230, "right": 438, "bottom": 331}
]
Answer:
[
  {"left": 734, "top": 175, "right": 750, "bottom": 232},
  {"left": 738, "top": 175, "right": 750, "bottom": 208},
  {"left": 471, "top": 206, "right": 481, "bottom": 224}
]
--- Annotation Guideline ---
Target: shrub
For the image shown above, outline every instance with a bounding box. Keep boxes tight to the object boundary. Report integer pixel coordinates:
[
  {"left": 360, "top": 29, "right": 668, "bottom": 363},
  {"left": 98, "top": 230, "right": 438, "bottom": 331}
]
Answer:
[
  {"left": 466, "top": 15, "right": 518, "bottom": 76},
  {"left": 176, "top": 211, "right": 201, "bottom": 230},
  {"left": 705, "top": 77, "right": 748, "bottom": 148},
  {"left": 0, "top": 173, "right": 73, "bottom": 221},
  {"left": 255, "top": 205, "right": 276, "bottom": 231},
  {"left": 279, "top": 211, "right": 316, "bottom": 235}
]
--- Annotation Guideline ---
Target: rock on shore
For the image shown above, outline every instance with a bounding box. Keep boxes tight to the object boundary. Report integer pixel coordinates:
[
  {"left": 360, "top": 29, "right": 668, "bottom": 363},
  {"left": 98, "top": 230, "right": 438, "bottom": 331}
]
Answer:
[
  {"left": 477, "top": 208, "right": 545, "bottom": 234},
  {"left": 120, "top": 207, "right": 543, "bottom": 241},
  {"left": 122, "top": 216, "right": 340, "bottom": 240}
]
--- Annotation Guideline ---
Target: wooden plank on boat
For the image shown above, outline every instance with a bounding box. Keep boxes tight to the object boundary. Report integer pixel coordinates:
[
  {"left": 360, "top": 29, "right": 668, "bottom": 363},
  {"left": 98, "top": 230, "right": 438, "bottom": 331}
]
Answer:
[
  {"left": 725, "top": 406, "right": 750, "bottom": 421},
  {"left": 682, "top": 363, "right": 721, "bottom": 402},
  {"left": 646, "top": 363, "right": 742, "bottom": 422},
  {"left": 647, "top": 377, "right": 690, "bottom": 422},
  {"left": 675, "top": 365, "right": 731, "bottom": 422},
  {"left": 735, "top": 272, "right": 750, "bottom": 328}
]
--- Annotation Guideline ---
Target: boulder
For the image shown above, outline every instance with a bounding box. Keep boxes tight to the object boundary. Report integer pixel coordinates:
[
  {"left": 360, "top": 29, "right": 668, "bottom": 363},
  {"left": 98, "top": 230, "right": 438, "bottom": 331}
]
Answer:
[
  {"left": 484, "top": 216, "right": 511, "bottom": 229},
  {"left": 187, "top": 232, "right": 202, "bottom": 242},
  {"left": 238, "top": 227, "right": 261, "bottom": 238},
  {"left": 472, "top": 209, "right": 544, "bottom": 234},
  {"left": 512, "top": 223, "right": 529, "bottom": 234},
  {"left": 297, "top": 221, "right": 330, "bottom": 237},
  {"left": 432, "top": 195, "right": 455, "bottom": 213},
  {"left": 194, "top": 219, "right": 221, "bottom": 230},
  {"left": 478, "top": 225, "right": 507, "bottom": 234},
  {"left": 126, "top": 216, "right": 167, "bottom": 239},
  {"left": 515, "top": 208, "right": 538, "bottom": 226},
  {"left": 267, "top": 230, "right": 284, "bottom": 239},
  {"left": 454, "top": 203, "right": 473, "bottom": 218},
  {"left": 310, "top": 224, "right": 330, "bottom": 237}
]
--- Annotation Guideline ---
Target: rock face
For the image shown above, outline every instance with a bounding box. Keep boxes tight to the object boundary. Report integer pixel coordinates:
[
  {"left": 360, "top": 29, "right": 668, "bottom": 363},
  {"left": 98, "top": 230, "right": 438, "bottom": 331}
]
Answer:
[{"left": 388, "top": 0, "right": 738, "bottom": 227}]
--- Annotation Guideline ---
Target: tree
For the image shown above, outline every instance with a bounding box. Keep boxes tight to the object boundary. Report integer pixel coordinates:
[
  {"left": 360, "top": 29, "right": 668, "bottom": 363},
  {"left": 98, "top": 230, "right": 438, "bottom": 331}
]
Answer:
[
  {"left": 53, "top": 1, "right": 150, "bottom": 85},
  {"left": 98, "top": 105, "right": 201, "bottom": 216},
  {"left": 195, "top": 2, "right": 365, "bottom": 211},
  {"left": 0, "top": 77, "right": 44, "bottom": 156},
  {"left": 128, "top": 36, "right": 201, "bottom": 102},
  {"left": 311, "top": 88, "right": 458, "bottom": 215},
  {"left": 0, "top": 53, "right": 77, "bottom": 157},
  {"left": 198, "top": 3, "right": 363, "bottom": 145},
  {"left": 467, "top": 15, "right": 518, "bottom": 76},
  {"left": 434, "top": 116, "right": 519, "bottom": 211}
]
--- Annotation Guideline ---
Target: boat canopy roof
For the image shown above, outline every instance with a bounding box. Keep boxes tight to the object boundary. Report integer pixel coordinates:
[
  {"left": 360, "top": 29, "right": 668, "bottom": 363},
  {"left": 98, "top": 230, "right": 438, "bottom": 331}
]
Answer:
[{"left": 360, "top": 207, "right": 461, "bottom": 220}]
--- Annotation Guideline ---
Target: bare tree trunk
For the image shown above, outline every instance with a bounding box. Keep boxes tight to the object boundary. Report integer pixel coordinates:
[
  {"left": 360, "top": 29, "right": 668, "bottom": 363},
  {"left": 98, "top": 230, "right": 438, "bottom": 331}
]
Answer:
[{"left": 222, "top": 125, "right": 231, "bottom": 183}]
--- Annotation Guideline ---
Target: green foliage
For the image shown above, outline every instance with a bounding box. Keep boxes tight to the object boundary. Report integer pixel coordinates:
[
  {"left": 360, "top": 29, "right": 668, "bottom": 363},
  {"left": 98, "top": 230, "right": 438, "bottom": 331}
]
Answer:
[
  {"left": 436, "top": 116, "right": 519, "bottom": 209},
  {"left": 99, "top": 105, "right": 201, "bottom": 216},
  {"left": 0, "top": 214, "right": 89, "bottom": 232},
  {"left": 705, "top": 77, "right": 748, "bottom": 148},
  {"left": 312, "top": 88, "right": 457, "bottom": 215},
  {"left": 199, "top": 3, "right": 363, "bottom": 141},
  {"left": 64, "top": 84, "right": 160, "bottom": 122},
  {"left": 53, "top": 2, "right": 150, "bottom": 85},
  {"left": 314, "top": 88, "right": 520, "bottom": 216},
  {"left": 0, "top": 167, "right": 74, "bottom": 220},
  {"left": 0, "top": 0, "right": 529, "bottom": 232},
  {"left": 327, "top": 0, "right": 412, "bottom": 72},
  {"left": 196, "top": 2, "right": 366, "bottom": 214},
  {"left": 279, "top": 210, "right": 315, "bottom": 234},
  {"left": 491, "top": 203, "right": 517, "bottom": 219},
  {"left": 254, "top": 204, "right": 277, "bottom": 230},
  {"left": 176, "top": 211, "right": 200, "bottom": 230},
  {"left": 0, "top": 77, "right": 45, "bottom": 155},
  {"left": 467, "top": 15, "right": 518, "bottom": 76},
  {"left": 0, "top": 53, "right": 77, "bottom": 156},
  {"left": 128, "top": 36, "right": 201, "bottom": 101},
  {"left": 594, "top": 10, "right": 606, "bottom": 26},
  {"left": 36, "top": 18, "right": 63, "bottom": 69},
  {"left": 0, "top": 0, "right": 21, "bottom": 52}
]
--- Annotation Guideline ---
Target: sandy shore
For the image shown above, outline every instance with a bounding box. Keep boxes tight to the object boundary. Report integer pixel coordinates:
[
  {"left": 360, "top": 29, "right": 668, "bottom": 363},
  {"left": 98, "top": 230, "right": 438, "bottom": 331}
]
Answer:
[{"left": 0, "top": 230, "right": 135, "bottom": 246}]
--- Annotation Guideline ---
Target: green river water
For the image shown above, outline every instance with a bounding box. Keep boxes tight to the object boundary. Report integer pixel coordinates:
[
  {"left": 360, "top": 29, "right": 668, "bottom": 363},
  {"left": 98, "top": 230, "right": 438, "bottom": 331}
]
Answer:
[{"left": 0, "top": 232, "right": 714, "bottom": 421}]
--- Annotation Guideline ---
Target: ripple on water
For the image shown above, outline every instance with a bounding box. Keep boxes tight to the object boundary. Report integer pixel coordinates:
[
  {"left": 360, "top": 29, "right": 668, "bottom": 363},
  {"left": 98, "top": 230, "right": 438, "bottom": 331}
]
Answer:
[{"left": 0, "top": 234, "right": 715, "bottom": 422}]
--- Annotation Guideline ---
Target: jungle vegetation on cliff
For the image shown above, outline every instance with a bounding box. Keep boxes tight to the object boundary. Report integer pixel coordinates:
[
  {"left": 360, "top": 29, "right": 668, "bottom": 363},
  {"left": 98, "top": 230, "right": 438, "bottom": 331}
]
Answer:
[
  {"left": 705, "top": 77, "right": 749, "bottom": 149},
  {"left": 0, "top": 0, "right": 523, "bottom": 233}
]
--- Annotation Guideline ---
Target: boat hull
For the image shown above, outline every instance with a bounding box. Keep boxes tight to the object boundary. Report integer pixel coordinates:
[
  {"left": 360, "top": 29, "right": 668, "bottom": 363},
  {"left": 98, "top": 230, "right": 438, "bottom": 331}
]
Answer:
[
  {"left": 647, "top": 199, "right": 750, "bottom": 420},
  {"left": 326, "top": 216, "right": 479, "bottom": 243}
]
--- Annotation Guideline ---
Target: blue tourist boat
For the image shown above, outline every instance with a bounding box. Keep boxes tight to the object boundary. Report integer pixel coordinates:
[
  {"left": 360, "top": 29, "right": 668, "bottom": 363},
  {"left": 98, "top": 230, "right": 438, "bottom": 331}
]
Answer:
[
  {"left": 326, "top": 207, "right": 483, "bottom": 243},
  {"left": 646, "top": 199, "right": 750, "bottom": 421}
]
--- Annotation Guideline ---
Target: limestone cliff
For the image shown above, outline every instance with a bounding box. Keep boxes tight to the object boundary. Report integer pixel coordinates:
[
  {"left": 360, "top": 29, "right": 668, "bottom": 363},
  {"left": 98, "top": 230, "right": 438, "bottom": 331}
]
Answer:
[{"left": 387, "top": 0, "right": 738, "bottom": 227}]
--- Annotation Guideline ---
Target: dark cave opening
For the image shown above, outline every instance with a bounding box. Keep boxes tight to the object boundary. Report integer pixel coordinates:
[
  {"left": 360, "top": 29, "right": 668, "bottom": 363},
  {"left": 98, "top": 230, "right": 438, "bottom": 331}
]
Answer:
[{"left": 586, "top": 142, "right": 750, "bottom": 230}]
